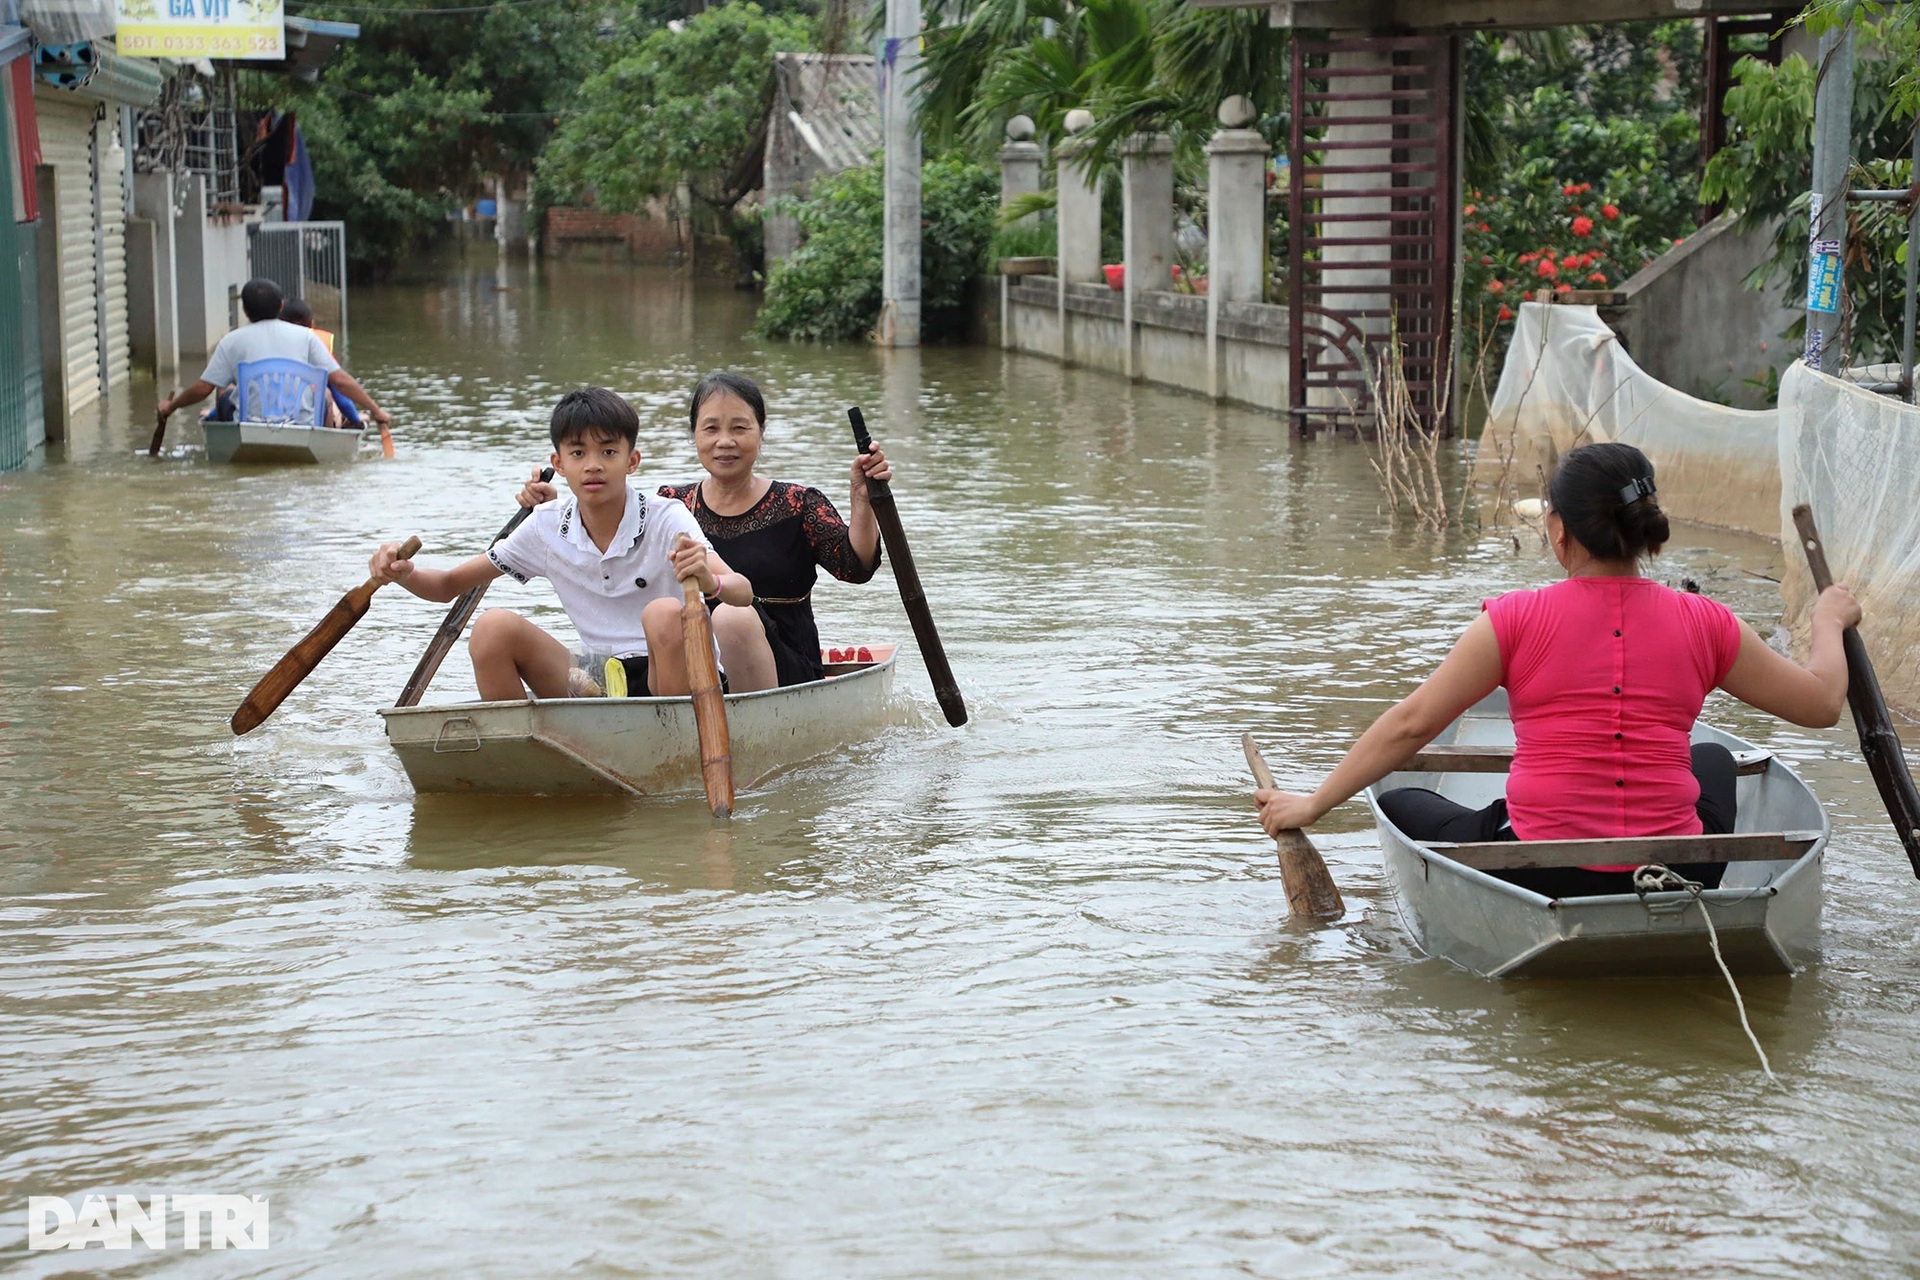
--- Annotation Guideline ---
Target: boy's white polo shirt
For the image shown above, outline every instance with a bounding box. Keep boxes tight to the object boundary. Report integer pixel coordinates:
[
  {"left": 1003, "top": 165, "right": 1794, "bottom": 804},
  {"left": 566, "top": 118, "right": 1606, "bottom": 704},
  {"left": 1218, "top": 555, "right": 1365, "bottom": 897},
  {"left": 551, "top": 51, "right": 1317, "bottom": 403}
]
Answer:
[{"left": 486, "top": 482, "right": 710, "bottom": 660}]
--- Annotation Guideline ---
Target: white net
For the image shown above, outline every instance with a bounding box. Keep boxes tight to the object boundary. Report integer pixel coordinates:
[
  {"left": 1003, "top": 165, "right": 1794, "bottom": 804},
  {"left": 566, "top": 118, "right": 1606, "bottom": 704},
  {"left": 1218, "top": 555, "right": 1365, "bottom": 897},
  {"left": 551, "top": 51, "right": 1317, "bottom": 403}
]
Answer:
[
  {"left": 1778, "top": 360, "right": 1920, "bottom": 715},
  {"left": 1477, "top": 302, "right": 1780, "bottom": 537}
]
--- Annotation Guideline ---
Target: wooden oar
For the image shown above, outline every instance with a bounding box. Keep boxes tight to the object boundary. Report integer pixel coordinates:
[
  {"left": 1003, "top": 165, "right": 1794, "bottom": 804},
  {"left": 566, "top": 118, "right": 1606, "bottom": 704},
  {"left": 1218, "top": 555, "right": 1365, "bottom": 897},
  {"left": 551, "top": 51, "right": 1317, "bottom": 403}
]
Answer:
[
  {"left": 846, "top": 407, "right": 967, "bottom": 727},
  {"left": 377, "top": 414, "right": 396, "bottom": 460},
  {"left": 1243, "top": 733, "right": 1345, "bottom": 920},
  {"left": 230, "top": 536, "right": 421, "bottom": 736},
  {"left": 678, "top": 535, "right": 733, "bottom": 818},
  {"left": 395, "top": 467, "right": 553, "bottom": 708},
  {"left": 149, "top": 391, "right": 176, "bottom": 456},
  {"left": 1791, "top": 505, "right": 1920, "bottom": 877}
]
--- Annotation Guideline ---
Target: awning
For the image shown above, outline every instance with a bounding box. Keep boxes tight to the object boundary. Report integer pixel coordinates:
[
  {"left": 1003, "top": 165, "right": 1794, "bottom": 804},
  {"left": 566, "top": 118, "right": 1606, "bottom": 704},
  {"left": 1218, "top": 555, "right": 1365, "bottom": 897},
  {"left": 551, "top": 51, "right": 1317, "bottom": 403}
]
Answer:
[
  {"left": 1, "top": 24, "right": 31, "bottom": 66},
  {"left": 34, "top": 41, "right": 164, "bottom": 106},
  {"left": 242, "top": 15, "right": 359, "bottom": 82},
  {"left": 19, "top": 0, "right": 114, "bottom": 44}
]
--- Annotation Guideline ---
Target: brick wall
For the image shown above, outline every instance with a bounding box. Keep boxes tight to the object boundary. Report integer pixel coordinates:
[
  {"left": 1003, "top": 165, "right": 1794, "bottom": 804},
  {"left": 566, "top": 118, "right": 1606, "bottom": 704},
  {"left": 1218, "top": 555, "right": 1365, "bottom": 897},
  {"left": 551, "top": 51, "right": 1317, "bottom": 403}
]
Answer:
[{"left": 544, "top": 204, "right": 682, "bottom": 260}]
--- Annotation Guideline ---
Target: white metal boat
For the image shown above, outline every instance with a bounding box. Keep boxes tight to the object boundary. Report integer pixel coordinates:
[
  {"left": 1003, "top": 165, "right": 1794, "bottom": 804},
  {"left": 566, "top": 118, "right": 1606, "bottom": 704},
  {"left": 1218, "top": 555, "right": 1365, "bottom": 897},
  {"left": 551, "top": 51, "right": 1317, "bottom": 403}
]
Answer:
[
  {"left": 203, "top": 420, "right": 365, "bottom": 465},
  {"left": 379, "top": 645, "right": 899, "bottom": 796},
  {"left": 1364, "top": 690, "right": 1827, "bottom": 978}
]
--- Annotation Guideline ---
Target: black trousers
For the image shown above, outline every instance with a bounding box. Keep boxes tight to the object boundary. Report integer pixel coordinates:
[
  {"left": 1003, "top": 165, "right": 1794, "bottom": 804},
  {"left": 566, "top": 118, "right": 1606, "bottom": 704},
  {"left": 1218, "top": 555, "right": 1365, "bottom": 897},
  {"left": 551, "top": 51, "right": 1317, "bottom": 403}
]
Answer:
[{"left": 1378, "top": 742, "right": 1736, "bottom": 897}]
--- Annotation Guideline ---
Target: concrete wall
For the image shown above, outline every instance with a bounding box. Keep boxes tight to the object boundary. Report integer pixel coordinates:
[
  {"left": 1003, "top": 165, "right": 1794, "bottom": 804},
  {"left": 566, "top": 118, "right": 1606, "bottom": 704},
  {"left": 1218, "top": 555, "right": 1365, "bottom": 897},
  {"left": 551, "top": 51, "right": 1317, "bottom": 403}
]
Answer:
[
  {"left": 1610, "top": 212, "right": 1797, "bottom": 408},
  {"left": 1005, "top": 275, "right": 1291, "bottom": 413},
  {"left": 172, "top": 175, "right": 250, "bottom": 361}
]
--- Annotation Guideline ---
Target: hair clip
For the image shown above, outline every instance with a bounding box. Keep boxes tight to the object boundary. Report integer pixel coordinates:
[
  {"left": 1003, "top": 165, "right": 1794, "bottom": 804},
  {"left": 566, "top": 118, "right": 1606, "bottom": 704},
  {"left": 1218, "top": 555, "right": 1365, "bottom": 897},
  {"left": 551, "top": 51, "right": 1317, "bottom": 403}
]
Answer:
[{"left": 1617, "top": 476, "right": 1656, "bottom": 505}]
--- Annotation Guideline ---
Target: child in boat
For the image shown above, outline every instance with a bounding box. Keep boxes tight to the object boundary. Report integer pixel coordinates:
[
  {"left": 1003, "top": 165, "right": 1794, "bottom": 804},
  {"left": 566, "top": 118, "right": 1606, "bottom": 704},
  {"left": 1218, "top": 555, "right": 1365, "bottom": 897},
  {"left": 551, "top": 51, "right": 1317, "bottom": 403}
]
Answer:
[
  {"left": 279, "top": 298, "right": 358, "bottom": 429},
  {"left": 1251, "top": 441, "right": 1862, "bottom": 898},
  {"left": 368, "top": 387, "right": 754, "bottom": 699}
]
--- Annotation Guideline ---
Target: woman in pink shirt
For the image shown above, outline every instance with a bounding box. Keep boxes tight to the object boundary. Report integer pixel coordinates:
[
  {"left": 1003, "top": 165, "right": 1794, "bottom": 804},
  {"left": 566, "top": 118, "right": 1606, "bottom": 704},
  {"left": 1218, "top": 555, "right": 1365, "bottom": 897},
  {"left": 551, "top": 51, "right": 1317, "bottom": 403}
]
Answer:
[{"left": 1253, "top": 441, "right": 1862, "bottom": 898}]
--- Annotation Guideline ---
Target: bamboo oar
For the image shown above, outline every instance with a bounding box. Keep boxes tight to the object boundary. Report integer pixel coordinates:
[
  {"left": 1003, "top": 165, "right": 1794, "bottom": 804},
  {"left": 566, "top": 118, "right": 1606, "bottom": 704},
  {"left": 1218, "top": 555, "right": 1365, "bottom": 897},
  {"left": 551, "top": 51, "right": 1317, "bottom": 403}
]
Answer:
[
  {"left": 846, "top": 407, "right": 967, "bottom": 727},
  {"left": 230, "top": 536, "right": 421, "bottom": 735},
  {"left": 678, "top": 535, "right": 733, "bottom": 818},
  {"left": 395, "top": 467, "right": 553, "bottom": 708},
  {"left": 1791, "top": 505, "right": 1920, "bottom": 877},
  {"left": 1243, "top": 733, "right": 1346, "bottom": 920}
]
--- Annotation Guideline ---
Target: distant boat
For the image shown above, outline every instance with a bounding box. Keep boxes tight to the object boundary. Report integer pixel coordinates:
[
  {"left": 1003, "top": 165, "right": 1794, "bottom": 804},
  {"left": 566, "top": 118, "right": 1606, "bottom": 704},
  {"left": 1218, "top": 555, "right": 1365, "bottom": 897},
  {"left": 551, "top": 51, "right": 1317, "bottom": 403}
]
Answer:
[
  {"left": 380, "top": 645, "right": 900, "bottom": 796},
  {"left": 203, "top": 420, "right": 365, "bottom": 465},
  {"left": 1364, "top": 690, "right": 1827, "bottom": 978}
]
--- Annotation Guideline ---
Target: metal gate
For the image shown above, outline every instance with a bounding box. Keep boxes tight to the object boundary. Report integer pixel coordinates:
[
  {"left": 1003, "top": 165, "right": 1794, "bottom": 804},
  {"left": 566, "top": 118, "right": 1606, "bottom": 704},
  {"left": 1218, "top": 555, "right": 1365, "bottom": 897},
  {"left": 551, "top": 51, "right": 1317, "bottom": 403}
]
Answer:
[
  {"left": 249, "top": 221, "right": 348, "bottom": 343},
  {"left": 1287, "top": 34, "right": 1459, "bottom": 437}
]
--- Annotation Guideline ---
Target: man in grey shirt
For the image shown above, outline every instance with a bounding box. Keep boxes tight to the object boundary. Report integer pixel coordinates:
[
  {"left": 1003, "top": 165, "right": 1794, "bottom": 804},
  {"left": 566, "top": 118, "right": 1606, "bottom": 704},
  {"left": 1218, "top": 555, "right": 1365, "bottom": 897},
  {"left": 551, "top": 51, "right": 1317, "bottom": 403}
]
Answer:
[{"left": 155, "top": 278, "right": 391, "bottom": 434}]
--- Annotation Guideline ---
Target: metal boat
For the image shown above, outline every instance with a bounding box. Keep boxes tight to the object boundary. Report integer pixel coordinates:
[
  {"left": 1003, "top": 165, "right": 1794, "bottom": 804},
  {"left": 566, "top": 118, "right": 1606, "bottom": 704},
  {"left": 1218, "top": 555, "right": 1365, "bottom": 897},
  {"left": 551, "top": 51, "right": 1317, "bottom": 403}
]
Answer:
[
  {"left": 203, "top": 420, "right": 365, "bottom": 464},
  {"left": 379, "top": 645, "right": 899, "bottom": 796},
  {"left": 1364, "top": 690, "right": 1827, "bottom": 978}
]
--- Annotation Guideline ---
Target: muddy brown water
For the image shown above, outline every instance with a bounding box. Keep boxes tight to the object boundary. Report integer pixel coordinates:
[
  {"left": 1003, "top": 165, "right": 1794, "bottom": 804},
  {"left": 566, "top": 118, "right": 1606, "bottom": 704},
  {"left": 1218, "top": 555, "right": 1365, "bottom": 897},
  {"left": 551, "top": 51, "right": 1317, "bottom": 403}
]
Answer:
[{"left": 3, "top": 260, "right": 1918, "bottom": 1275}]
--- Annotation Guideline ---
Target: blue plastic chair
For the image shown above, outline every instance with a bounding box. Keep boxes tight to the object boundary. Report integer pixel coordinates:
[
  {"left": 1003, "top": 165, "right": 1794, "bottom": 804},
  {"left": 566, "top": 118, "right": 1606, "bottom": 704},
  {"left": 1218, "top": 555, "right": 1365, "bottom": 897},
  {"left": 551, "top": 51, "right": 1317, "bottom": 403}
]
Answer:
[{"left": 236, "top": 358, "right": 328, "bottom": 427}]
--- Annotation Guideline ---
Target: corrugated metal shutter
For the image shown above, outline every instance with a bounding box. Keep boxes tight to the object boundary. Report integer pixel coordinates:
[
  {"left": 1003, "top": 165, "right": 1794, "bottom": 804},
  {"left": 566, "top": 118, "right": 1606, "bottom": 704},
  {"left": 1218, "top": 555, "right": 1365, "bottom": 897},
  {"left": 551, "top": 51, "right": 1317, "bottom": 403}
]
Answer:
[
  {"left": 36, "top": 95, "right": 100, "bottom": 414},
  {"left": 95, "top": 111, "right": 128, "bottom": 389}
]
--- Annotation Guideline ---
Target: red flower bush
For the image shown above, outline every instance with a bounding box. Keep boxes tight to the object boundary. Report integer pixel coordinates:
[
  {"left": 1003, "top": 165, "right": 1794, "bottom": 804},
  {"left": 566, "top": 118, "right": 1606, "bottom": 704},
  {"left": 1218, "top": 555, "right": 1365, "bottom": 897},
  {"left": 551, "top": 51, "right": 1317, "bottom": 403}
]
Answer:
[{"left": 1463, "top": 176, "right": 1660, "bottom": 332}]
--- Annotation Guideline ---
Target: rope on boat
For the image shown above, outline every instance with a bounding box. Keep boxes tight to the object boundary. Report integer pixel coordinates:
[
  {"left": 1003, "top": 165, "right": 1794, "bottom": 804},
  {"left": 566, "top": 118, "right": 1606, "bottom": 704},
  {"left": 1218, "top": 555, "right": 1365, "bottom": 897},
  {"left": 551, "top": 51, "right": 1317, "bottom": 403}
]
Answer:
[{"left": 1632, "top": 865, "right": 1775, "bottom": 1082}]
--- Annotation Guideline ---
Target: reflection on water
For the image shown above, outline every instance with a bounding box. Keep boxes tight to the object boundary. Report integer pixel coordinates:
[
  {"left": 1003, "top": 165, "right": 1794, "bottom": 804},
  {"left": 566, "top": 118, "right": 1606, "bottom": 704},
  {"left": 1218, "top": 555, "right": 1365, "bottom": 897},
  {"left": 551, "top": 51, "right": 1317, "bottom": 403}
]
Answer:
[{"left": 3, "top": 256, "right": 1919, "bottom": 1274}]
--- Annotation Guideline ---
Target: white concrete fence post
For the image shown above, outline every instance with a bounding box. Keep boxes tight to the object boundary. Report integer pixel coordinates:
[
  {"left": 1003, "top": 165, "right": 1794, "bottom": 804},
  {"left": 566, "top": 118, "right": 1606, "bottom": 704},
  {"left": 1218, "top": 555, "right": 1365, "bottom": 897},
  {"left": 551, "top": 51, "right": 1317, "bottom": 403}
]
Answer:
[
  {"left": 1055, "top": 110, "right": 1103, "bottom": 366},
  {"left": 1120, "top": 131, "right": 1174, "bottom": 381},
  {"left": 999, "top": 114, "right": 1045, "bottom": 351},
  {"left": 998, "top": 115, "right": 1044, "bottom": 221},
  {"left": 1206, "top": 96, "right": 1267, "bottom": 401}
]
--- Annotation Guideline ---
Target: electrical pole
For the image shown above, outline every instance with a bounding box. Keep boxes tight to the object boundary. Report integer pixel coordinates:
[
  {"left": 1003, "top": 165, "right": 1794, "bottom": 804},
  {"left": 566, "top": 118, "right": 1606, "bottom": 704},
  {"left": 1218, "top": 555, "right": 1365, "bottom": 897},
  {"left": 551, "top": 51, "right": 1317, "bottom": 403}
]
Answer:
[
  {"left": 1804, "top": 21, "right": 1854, "bottom": 373},
  {"left": 878, "top": 0, "right": 921, "bottom": 347}
]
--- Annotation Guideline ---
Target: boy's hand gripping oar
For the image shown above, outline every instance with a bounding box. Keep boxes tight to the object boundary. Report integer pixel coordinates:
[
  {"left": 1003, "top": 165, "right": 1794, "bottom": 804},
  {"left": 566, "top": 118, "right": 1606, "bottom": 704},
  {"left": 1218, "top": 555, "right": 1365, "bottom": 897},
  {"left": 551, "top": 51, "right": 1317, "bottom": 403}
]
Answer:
[
  {"left": 395, "top": 467, "right": 553, "bottom": 708},
  {"left": 1243, "top": 734, "right": 1345, "bottom": 920},
  {"left": 677, "top": 535, "right": 734, "bottom": 819},
  {"left": 846, "top": 407, "right": 967, "bottom": 727},
  {"left": 231, "top": 537, "right": 422, "bottom": 735},
  {"left": 1792, "top": 505, "right": 1920, "bottom": 877}
]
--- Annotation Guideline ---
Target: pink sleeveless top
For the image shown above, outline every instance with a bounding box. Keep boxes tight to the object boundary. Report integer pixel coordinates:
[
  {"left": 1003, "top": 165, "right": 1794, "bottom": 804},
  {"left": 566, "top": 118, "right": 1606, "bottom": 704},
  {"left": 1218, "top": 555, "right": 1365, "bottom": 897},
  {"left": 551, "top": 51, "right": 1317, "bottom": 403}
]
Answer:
[{"left": 1485, "top": 578, "right": 1742, "bottom": 841}]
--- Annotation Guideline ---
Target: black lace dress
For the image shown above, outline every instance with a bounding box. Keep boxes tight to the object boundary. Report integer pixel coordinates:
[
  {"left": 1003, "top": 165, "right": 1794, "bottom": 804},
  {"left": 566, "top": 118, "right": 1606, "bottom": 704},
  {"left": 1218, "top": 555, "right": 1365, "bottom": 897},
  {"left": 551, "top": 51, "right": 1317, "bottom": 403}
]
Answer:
[{"left": 659, "top": 480, "right": 881, "bottom": 686}]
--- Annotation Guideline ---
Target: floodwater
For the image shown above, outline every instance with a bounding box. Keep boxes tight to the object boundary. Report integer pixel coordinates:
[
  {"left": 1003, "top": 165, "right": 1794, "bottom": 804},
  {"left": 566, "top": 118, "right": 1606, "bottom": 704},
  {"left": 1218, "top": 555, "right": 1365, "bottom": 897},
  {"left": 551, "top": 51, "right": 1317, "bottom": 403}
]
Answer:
[{"left": 4, "top": 258, "right": 1919, "bottom": 1277}]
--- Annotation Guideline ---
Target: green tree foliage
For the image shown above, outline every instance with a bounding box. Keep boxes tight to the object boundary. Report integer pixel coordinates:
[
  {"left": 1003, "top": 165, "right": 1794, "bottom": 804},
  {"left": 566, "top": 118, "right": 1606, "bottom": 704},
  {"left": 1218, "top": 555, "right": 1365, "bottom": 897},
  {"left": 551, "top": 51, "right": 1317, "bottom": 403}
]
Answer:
[
  {"left": 535, "top": 4, "right": 814, "bottom": 219},
  {"left": 916, "top": 0, "right": 1287, "bottom": 178},
  {"left": 1456, "top": 23, "right": 1706, "bottom": 380},
  {"left": 753, "top": 156, "right": 999, "bottom": 342},
  {"left": 266, "top": 0, "right": 604, "bottom": 273},
  {"left": 1700, "top": 48, "right": 1916, "bottom": 367}
]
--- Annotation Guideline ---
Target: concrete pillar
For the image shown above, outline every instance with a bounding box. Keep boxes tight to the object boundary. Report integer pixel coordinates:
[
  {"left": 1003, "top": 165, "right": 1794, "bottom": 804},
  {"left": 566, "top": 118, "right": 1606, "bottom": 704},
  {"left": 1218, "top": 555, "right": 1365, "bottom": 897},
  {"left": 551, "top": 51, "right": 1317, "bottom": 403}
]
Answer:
[
  {"left": 1206, "top": 96, "right": 1267, "bottom": 401},
  {"left": 1121, "top": 130, "right": 1173, "bottom": 380},
  {"left": 878, "top": 0, "right": 922, "bottom": 347},
  {"left": 1055, "top": 114, "right": 1102, "bottom": 285},
  {"left": 998, "top": 114, "right": 1043, "bottom": 224},
  {"left": 1056, "top": 110, "right": 1102, "bottom": 368},
  {"left": 131, "top": 171, "right": 179, "bottom": 375},
  {"left": 1804, "top": 22, "right": 1854, "bottom": 372}
]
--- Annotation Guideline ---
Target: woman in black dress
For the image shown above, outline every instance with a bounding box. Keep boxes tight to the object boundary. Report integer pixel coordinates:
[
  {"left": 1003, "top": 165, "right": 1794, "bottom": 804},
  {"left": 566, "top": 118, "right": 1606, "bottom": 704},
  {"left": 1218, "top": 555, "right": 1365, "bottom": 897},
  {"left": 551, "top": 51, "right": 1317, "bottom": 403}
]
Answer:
[{"left": 520, "top": 372, "right": 889, "bottom": 691}]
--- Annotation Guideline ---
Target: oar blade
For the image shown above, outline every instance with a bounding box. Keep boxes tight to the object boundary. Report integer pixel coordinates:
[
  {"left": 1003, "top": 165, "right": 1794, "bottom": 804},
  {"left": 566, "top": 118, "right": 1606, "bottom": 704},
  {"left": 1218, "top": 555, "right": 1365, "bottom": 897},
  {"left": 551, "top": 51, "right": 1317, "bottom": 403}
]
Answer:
[
  {"left": 230, "top": 536, "right": 420, "bottom": 736},
  {"left": 1244, "top": 733, "right": 1345, "bottom": 921},
  {"left": 678, "top": 550, "right": 733, "bottom": 819}
]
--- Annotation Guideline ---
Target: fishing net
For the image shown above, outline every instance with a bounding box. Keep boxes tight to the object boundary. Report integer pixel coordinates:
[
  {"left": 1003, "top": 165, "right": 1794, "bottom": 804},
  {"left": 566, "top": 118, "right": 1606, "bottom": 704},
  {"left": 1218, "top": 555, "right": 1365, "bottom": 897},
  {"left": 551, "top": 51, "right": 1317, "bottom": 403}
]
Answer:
[
  {"left": 1477, "top": 302, "right": 1780, "bottom": 537},
  {"left": 1778, "top": 360, "right": 1920, "bottom": 716}
]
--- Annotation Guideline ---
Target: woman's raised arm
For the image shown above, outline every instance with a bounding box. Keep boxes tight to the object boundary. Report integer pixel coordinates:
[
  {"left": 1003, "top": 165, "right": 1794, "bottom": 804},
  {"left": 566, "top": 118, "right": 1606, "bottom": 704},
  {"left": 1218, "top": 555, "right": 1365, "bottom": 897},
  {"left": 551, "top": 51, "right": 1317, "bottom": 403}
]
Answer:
[{"left": 1255, "top": 613, "right": 1504, "bottom": 833}]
